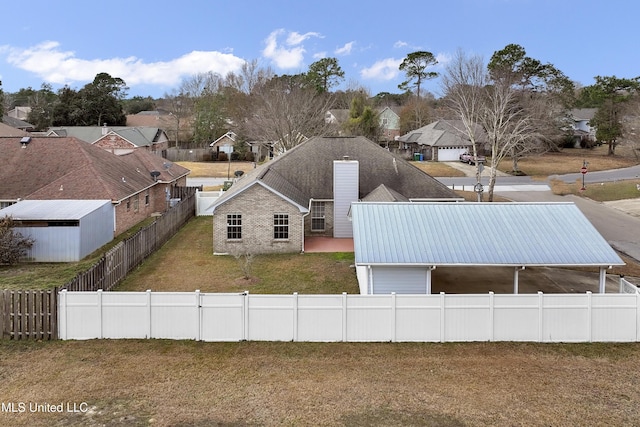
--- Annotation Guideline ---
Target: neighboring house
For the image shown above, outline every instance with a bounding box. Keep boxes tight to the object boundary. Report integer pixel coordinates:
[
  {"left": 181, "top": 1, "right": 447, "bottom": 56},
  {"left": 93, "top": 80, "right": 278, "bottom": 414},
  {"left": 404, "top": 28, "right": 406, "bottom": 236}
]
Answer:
[
  {"left": 325, "top": 107, "right": 401, "bottom": 144},
  {"left": 568, "top": 108, "right": 598, "bottom": 147},
  {"left": 126, "top": 110, "right": 180, "bottom": 147},
  {"left": 0, "top": 199, "right": 114, "bottom": 262},
  {"left": 209, "top": 131, "right": 237, "bottom": 157},
  {"left": 0, "top": 122, "right": 28, "bottom": 137},
  {"left": 398, "top": 120, "right": 487, "bottom": 161},
  {"left": 2, "top": 115, "right": 35, "bottom": 132},
  {"left": 47, "top": 126, "right": 170, "bottom": 156},
  {"left": 7, "top": 106, "right": 31, "bottom": 120},
  {"left": 210, "top": 136, "right": 460, "bottom": 255},
  {"left": 351, "top": 202, "right": 624, "bottom": 295},
  {"left": 246, "top": 140, "right": 274, "bottom": 162},
  {"left": 378, "top": 106, "right": 401, "bottom": 143},
  {"left": 324, "top": 109, "right": 350, "bottom": 126},
  {"left": 0, "top": 136, "right": 189, "bottom": 234}
]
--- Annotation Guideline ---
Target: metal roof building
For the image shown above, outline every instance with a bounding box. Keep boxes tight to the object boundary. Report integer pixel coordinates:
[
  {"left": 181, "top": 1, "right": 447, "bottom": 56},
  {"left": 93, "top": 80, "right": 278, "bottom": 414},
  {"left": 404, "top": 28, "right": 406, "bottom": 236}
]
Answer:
[
  {"left": 1, "top": 200, "right": 114, "bottom": 262},
  {"left": 351, "top": 202, "right": 624, "bottom": 294}
]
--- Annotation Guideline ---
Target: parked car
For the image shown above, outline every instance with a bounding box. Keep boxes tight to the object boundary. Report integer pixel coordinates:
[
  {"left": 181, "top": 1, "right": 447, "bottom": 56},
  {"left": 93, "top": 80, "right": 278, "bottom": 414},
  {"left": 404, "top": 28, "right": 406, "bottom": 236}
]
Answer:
[{"left": 459, "top": 152, "right": 486, "bottom": 165}]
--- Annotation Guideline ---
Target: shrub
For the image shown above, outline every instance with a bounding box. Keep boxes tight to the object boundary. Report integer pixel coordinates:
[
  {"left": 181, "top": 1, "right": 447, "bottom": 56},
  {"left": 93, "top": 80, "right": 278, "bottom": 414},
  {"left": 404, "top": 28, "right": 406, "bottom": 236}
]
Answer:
[
  {"left": 217, "top": 152, "right": 228, "bottom": 162},
  {"left": 0, "top": 216, "right": 34, "bottom": 265},
  {"left": 230, "top": 151, "right": 241, "bottom": 161}
]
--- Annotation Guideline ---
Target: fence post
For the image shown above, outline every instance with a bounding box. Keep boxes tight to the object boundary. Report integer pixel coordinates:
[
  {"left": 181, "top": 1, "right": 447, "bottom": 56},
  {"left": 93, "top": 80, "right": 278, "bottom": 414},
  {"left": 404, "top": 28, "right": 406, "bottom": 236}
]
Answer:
[
  {"left": 440, "top": 292, "right": 446, "bottom": 343},
  {"left": 51, "top": 288, "right": 58, "bottom": 340},
  {"left": 195, "top": 290, "right": 201, "bottom": 342},
  {"left": 146, "top": 290, "right": 152, "bottom": 339},
  {"left": 58, "top": 290, "right": 66, "bottom": 340},
  {"left": 637, "top": 292, "right": 640, "bottom": 342},
  {"left": 587, "top": 291, "right": 593, "bottom": 342},
  {"left": 293, "top": 293, "right": 298, "bottom": 342},
  {"left": 342, "top": 292, "right": 347, "bottom": 342},
  {"left": 243, "top": 291, "right": 249, "bottom": 341},
  {"left": 489, "top": 291, "right": 494, "bottom": 342},
  {"left": 391, "top": 293, "right": 396, "bottom": 343},
  {"left": 538, "top": 292, "right": 544, "bottom": 343},
  {"left": 97, "top": 289, "right": 103, "bottom": 339}
]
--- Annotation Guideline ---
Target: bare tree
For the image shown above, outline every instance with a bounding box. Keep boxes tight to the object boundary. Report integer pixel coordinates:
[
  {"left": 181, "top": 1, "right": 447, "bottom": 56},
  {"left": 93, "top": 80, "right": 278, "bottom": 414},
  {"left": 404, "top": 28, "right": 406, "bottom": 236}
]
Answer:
[
  {"left": 224, "top": 59, "right": 274, "bottom": 95},
  {"left": 480, "top": 81, "right": 540, "bottom": 201},
  {"left": 441, "top": 50, "right": 489, "bottom": 190},
  {"left": 243, "top": 76, "right": 336, "bottom": 153}
]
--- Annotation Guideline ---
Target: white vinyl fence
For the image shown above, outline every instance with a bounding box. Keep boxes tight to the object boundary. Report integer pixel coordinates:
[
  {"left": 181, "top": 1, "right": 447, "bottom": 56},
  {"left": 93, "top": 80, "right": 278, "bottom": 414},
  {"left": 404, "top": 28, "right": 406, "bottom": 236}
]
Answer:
[
  {"left": 196, "top": 189, "right": 223, "bottom": 216},
  {"left": 58, "top": 290, "right": 640, "bottom": 343}
]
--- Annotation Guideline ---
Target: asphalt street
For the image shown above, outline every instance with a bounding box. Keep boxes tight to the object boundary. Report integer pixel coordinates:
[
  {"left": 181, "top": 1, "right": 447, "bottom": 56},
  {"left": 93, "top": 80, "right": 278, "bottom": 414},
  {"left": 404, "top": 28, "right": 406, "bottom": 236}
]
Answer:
[{"left": 441, "top": 163, "right": 640, "bottom": 263}]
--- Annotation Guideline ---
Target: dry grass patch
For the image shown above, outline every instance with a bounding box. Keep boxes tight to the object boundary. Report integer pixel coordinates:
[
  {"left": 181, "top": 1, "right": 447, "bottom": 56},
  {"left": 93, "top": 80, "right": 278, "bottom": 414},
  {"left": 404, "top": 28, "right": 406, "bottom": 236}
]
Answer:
[
  {"left": 549, "top": 178, "right": 640, "bottom": 201},
  {"left": 499, "top": 144, "right": 638, "bottom": 177},
  {"left": 410, "top": 161, "right": 466, "bottom": 177},
  {"left": 1, "top": 340, "right": 639, "bottom": 426},
  {"left": 176, "top": 161, "right": 255, "bottom": 178}
]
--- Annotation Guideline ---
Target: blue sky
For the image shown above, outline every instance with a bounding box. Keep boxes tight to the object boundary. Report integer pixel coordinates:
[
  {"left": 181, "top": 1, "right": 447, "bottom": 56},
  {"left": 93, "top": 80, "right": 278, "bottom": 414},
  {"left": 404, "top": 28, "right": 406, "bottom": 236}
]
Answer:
[{"left": 1, "top": 0, "right": 638, "bottom": 99}]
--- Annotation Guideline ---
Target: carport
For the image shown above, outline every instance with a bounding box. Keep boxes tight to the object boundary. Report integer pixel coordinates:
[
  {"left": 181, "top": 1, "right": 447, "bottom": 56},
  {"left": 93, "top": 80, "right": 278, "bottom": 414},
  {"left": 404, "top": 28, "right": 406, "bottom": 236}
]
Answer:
[{"left": 350, "top": 202, "right": 625, "bottom": 294}]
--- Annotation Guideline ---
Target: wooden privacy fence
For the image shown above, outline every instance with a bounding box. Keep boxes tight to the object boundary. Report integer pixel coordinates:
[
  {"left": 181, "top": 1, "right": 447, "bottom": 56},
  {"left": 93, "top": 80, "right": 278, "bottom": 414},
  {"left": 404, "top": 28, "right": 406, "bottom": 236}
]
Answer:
[
  {"left": 1, "top": 187, "right": 197, "bottom": 340},
  {"left": 62, "top": 187, "right": 198, "bottom": 292},
  {"left": 58, "top": 290, "right": 640, "bottom": 343},
  {"left": 1, "top": 289, "right": 58, "bottom": 340}
]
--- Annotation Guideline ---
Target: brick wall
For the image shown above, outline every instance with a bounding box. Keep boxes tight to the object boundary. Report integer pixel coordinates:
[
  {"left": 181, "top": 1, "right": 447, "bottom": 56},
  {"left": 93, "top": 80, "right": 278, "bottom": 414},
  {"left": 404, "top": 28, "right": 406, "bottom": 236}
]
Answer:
[
  {"left": 114, "top": 181, "right": 186, "bottom": 235},
  {"left": 213, "top": 185, "right": 304, "bottom": 254}
]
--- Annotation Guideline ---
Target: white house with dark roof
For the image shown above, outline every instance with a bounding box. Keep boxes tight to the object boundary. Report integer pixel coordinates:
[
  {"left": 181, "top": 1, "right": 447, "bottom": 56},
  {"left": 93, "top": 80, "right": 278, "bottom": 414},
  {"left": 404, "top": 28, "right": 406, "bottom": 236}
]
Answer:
[
  {"left": 351, "top": 202, "right": 624, "bottom": 295},
  {"left": 398, "top": 120, "right": 487, "bottom": 161},
  {"left": 210, "top": 136, "right": 461, "bottom": 255}
]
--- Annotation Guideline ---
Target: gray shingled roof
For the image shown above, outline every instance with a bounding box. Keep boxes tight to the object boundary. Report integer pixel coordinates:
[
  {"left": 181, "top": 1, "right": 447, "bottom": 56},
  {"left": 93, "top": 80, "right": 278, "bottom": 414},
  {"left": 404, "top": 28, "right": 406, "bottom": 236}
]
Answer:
[
  {"left": 213, "top": 136, "right": 458, "bottom": 211},
  {"left": 399, "top": 120, "right": 486, "bottom": 147},
  {"left": 351, "top": 202, "right": 624, "bottom": 267},
  {"left": 0, "top": 136, "right": 188, "bottom": 202},
  {"left": 48, "top": 126, "right": 165, "bottom": 147}
]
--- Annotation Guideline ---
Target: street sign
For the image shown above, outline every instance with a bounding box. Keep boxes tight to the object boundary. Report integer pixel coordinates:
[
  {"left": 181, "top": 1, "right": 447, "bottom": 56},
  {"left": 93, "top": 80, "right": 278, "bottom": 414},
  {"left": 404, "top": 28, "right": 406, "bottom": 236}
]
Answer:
[{"left": 581, "top": 166, "right": 587, "bottom": 174}]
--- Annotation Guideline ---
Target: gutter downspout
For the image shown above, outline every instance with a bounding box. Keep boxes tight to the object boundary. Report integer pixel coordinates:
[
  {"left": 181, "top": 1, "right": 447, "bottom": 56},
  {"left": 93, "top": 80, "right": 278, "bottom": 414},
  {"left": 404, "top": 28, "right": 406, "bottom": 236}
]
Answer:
[{"left": 301, "top": 198, "right": 314, "bottom": 253}]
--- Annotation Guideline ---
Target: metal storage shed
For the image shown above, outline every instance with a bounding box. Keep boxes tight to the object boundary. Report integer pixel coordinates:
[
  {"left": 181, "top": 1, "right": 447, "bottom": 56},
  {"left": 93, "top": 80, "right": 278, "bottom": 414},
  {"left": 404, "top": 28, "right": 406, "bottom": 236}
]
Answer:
[
  {"left": 351, "top": 202, "right": 625, "bottom": 294},
  {"left": 0, "top": 200, "right": 114, "bottom": 262}
]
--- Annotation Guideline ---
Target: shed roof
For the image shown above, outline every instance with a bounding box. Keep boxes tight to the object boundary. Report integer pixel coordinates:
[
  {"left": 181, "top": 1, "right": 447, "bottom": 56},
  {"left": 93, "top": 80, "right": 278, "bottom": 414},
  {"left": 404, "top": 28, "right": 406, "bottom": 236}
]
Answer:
[
  {"left": 351, "top": 202, "right": 624, "bottom": 267},
  {"left": 0, "top": 200, "right": 112, "bottom": 220}
]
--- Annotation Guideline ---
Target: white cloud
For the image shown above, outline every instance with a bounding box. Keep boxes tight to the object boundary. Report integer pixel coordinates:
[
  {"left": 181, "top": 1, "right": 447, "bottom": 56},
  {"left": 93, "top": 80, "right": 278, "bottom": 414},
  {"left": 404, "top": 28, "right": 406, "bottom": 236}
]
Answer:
[
  {"left": 262, "top": 29, "right": 322, "bottom": 69},
  {"left": 435, "top": 52, "right": 452, "bottom": 67},
  {"left": 3, "top": 41, "right": 246, "bottom": 89},
  {"left": 393, "top": 41, "right": 408, "bottom": 49},
  {"left": 360, "top": 58, "right": 402, "bottom": 81},
  {"left": 313, "top": 51, "right": 327, "bottom": 60},
  {"left": 335, "top": 42, "right": 354, "bottom": 56}
]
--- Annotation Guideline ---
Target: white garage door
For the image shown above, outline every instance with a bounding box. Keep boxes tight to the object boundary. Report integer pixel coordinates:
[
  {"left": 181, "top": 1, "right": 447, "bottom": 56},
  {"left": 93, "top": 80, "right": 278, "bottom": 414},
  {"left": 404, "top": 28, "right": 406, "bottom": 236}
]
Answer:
[{"left": 437, "top": 147, "right": 467, "bottom": 162}]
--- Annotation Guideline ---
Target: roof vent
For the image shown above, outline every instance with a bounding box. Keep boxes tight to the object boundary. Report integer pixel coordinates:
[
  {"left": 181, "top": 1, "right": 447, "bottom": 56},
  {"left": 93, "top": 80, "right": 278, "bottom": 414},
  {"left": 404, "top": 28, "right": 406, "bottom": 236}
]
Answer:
[
  {"left": 20, "top": 136, "right": 31, "bottom": 148},
  {"left": 343, "top": 155, "right": 350, "bottom": 161},
  {"left": 150, "top": 171, "right": 161, "bottom": 181}
]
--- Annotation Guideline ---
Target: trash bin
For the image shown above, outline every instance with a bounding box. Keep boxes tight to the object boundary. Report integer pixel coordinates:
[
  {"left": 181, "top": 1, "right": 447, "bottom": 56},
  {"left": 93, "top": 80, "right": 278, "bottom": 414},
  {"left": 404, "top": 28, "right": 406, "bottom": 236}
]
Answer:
[
  {"left": 419, "top": 153, "right": 424, "bottom": 161},
  {"left": 413, "top": 153, "right": 420, "bottom": 161}
]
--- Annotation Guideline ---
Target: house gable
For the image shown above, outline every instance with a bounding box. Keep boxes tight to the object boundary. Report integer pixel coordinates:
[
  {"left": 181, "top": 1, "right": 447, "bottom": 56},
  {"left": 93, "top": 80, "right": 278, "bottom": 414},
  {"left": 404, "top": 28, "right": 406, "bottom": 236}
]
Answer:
[{"left": 212, "top": 184, "right": 305, "bottom": 254}]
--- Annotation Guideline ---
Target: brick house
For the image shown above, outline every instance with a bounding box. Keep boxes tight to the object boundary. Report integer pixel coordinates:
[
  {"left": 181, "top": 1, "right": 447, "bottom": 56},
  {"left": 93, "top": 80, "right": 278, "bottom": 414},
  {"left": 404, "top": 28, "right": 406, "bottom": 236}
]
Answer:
[
  {"left": 210, "top": 136, "right": 459, "bottom": 255},
  {"left": 47, "top": 126, "right": 171, "bottom": 157},
  {"left": 0, "top": 136, "right": 189, "bottom": 235}
]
